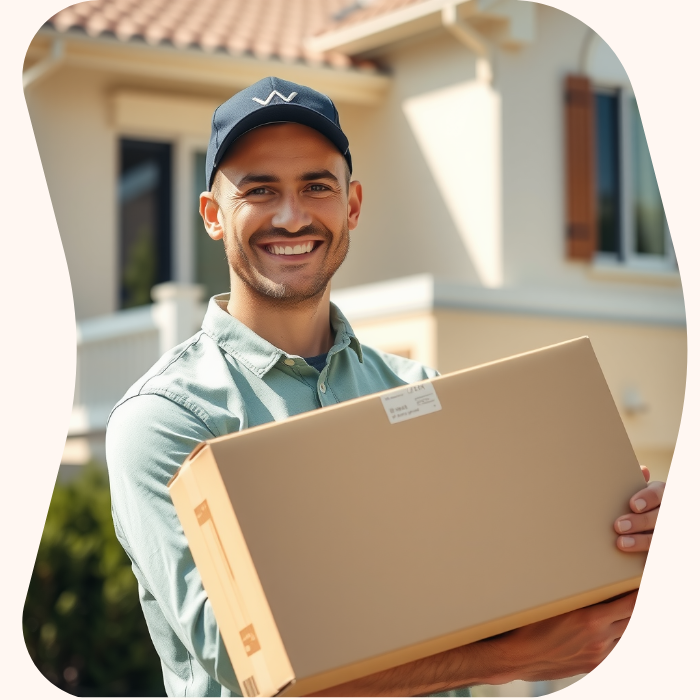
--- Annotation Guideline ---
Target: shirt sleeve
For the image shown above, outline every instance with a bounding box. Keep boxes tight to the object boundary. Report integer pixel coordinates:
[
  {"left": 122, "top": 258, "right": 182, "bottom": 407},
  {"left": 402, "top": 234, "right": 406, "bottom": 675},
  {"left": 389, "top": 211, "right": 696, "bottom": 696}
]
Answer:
[{"left": 106, "top": 393, "right": 242, "bottom": 694}]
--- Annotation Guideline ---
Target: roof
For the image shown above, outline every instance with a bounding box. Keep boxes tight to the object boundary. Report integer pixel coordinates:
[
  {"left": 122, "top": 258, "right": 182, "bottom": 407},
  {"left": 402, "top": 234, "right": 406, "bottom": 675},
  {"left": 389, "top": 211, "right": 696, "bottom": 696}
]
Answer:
[
  {"left": 45, "top": 0, "right": 400, "bottom": 69},
  {"left": 324, "top": 0, "right": 428, "bottom": 32}
]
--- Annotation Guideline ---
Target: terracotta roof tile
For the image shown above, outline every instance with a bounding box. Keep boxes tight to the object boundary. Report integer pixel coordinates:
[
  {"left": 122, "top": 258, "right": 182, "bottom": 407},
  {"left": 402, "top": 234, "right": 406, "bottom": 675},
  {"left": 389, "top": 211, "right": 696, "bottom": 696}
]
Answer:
[
  {"left": 324, "top": 0, "right": 428, "bottom": 31},
  {"left": 46, "top": 0, "right": 367, "bottom": 68}
]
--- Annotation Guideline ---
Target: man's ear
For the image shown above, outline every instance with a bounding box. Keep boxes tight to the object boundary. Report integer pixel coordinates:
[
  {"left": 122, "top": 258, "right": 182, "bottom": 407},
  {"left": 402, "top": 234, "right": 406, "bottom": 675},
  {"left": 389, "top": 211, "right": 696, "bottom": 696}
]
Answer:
[
  {"left": 347, "top": 180, "right": 363, "bottom": 231},
  {"left": 200, "top": 192, "right": 225, "bottom": 241}
]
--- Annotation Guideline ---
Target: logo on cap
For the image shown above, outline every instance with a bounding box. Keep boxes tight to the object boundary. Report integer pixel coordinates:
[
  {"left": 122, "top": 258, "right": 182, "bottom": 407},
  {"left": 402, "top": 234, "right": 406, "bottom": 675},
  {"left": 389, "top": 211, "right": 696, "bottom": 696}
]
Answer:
[{"left": 252, "top": 90, "right": 299, "bottom": 106}]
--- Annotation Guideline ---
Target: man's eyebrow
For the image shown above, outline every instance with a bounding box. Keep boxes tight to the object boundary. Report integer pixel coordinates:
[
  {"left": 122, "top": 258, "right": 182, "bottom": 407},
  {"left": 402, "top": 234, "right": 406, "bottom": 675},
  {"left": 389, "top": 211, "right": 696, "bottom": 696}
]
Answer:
[
  {"left": 235, "top": 173, "right": 280, "bottom": 188},
  {"left": 234, "top": 170, "right": 339, "bottom": 188},
  {"left": 300, "top": 169, "right": 340, "bottom": 184}
]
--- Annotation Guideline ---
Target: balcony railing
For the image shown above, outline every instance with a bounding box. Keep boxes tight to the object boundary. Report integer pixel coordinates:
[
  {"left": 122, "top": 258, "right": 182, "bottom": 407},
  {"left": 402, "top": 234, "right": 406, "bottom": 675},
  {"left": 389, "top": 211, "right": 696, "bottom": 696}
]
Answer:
[{"left": 70, "top": 283, "right": 206, "bottom": 438}]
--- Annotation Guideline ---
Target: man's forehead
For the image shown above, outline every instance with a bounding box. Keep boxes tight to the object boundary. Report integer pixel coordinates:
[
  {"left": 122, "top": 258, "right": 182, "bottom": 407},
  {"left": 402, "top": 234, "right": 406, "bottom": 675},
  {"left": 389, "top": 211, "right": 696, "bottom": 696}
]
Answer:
[
  {"left": 218, "top": 126, "right": 345, "bottom": 181},
  {"left": 221, "top": 123, "right": 343, "bottom": 168}
]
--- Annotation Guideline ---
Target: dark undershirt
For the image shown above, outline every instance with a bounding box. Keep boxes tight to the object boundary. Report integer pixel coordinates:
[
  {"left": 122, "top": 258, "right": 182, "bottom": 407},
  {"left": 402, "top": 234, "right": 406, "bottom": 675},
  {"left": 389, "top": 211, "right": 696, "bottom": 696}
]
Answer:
[{"left": 303, "top": 353, "right": 328, "bottom": 372}]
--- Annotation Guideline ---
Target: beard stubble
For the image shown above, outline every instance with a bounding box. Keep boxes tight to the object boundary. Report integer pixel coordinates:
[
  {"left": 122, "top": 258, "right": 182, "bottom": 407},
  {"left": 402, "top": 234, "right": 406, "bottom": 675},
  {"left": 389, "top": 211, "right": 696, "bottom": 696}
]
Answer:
[{"left": 224, "top": 222, "right": 350, "bottom": 306}]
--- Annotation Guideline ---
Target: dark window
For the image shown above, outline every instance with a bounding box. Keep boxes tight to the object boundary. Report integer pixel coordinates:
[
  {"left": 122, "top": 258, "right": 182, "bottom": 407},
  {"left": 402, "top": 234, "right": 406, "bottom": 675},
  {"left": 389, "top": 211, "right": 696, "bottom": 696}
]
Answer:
[
  {"left": 594, "top": 91, "right": 669, "bottom": 260},
  {"left": 119, "top": 139, "right": 172, "bottom": 309},
  {"left": 595, "top": 92, "right": 621, "bottom": 256},
  {"left": 194, "top": 151, "right": 230, "bottom": 301},
  {"left": 630, "top": 99, "right": 666, "bottom": 256}
]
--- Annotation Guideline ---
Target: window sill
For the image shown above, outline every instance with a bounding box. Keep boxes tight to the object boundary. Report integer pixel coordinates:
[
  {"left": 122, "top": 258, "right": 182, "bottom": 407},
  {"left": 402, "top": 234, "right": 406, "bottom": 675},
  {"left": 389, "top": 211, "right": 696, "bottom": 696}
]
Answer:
[{"left": 588, "top": 259, "right": 681, "bottom": 287}]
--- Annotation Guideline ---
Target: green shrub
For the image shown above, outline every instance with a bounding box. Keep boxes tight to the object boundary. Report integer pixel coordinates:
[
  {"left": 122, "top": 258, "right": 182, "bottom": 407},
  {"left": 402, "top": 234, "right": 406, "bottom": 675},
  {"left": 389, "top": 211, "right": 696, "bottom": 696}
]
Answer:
[{"left": 23, "top": 463, "right": 165, "bottom": 696}]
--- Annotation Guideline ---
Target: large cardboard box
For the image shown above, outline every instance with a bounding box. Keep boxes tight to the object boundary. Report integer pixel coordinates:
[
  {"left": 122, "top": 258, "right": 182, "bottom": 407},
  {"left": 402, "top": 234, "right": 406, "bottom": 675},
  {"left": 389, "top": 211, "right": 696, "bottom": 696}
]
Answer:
[{"left": 168, "top": 337, "right": 646, "bottom": 697}]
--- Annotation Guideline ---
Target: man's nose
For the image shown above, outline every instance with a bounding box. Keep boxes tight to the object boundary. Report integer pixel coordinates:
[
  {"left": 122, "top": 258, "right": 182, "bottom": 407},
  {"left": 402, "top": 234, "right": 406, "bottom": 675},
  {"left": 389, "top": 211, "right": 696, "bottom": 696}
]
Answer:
[{"left": 270, "top": 193, "right": 313, "bottom": 233}]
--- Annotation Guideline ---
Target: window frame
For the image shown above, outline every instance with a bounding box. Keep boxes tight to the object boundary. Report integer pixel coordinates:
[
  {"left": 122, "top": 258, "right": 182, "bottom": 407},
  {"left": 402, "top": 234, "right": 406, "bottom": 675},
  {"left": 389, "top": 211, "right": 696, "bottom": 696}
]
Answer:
[{"left": 592, "top": 83, "right": 676, "bottom": 273}]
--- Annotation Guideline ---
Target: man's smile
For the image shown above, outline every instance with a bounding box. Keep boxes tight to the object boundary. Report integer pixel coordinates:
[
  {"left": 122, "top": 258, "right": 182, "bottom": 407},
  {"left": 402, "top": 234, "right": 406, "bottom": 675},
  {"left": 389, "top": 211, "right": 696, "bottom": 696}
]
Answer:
[{"left": 261, "top": 239, "right": 324, "bottom": 258}]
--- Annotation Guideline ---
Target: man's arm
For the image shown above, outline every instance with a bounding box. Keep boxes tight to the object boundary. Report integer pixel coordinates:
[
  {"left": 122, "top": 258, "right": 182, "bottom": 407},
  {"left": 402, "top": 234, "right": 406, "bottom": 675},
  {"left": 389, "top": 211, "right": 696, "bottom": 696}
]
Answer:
[
  {"left": 106, "top": 393, "right": 242, "bottom": 694},
  {"left": 310, "top": 592, "right": 636, "bottom": 696}
]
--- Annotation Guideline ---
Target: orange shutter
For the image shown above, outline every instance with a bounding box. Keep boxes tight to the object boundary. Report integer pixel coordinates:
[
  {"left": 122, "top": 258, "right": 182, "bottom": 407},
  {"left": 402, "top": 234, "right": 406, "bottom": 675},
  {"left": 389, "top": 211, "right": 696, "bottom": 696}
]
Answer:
[{"left": 565, "top": 75, "right": 597, "bottom": 260}]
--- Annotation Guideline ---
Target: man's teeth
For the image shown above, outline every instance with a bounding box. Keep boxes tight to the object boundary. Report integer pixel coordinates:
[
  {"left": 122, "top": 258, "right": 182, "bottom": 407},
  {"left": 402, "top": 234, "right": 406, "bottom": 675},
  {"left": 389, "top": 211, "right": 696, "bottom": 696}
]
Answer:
[{"left": 266, "top": 242, "right": 315, "bottom": 255}]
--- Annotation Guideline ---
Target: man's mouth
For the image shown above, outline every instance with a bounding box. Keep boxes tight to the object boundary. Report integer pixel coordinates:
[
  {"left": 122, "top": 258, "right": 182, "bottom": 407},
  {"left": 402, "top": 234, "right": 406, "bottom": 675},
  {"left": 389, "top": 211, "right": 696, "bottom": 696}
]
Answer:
[{"left": 264, "top": 240, "right": 320, "bottom": 256}]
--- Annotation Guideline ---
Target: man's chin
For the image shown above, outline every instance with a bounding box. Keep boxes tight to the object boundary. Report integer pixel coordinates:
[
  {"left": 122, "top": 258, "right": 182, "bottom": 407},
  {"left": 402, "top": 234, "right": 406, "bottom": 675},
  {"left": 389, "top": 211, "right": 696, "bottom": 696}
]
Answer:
[{"left": 244, "top": 276, "right": 329, "bottom": 305}]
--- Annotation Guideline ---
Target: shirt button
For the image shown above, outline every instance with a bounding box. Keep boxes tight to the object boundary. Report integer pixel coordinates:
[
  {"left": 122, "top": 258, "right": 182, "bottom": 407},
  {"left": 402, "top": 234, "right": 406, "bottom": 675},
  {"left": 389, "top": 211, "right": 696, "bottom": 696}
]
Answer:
[
  {"left": 283, "top": 358, "right": 295, "bottom": 366},
  {"left": 319, "top": 383, "right": 326, "bottom": 393}
]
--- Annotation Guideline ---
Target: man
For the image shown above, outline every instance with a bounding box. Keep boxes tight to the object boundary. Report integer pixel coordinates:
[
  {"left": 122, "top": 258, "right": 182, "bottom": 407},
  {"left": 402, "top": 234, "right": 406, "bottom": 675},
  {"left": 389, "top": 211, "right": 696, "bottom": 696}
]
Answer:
[{"left": 106, "top": 77, "right": 664, "bottom": 697}]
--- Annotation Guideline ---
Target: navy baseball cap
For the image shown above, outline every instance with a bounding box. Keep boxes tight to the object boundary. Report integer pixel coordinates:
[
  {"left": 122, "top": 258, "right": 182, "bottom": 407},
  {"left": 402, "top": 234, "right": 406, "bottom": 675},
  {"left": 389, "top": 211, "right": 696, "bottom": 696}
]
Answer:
[{"left": 205, "top": 76, "right": 352, "bottom": 191}]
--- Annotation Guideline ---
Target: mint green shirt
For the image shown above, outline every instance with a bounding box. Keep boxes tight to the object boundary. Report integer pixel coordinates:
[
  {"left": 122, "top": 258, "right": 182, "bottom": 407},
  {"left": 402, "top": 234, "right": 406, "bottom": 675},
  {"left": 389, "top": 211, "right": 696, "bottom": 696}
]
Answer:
[{"left": 106, "top": 295, "right": 446, "bottom": 697}]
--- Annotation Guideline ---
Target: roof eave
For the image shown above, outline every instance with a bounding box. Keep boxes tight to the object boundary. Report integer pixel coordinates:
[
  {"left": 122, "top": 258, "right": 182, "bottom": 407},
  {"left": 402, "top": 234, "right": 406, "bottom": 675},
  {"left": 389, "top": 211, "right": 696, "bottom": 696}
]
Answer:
[
  {"left": 306, "top": 0, "right": 473, "bottom": 56},
  {"left": 27, "top": 27, "right": 391, "bottom": 105}
]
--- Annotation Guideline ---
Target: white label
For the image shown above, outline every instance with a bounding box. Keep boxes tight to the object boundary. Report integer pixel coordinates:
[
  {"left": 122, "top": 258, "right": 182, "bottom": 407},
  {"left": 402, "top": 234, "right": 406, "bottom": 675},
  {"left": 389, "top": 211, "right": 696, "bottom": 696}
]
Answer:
[{"left": 381, "top": 382, "right": 442, "bottom": 424}]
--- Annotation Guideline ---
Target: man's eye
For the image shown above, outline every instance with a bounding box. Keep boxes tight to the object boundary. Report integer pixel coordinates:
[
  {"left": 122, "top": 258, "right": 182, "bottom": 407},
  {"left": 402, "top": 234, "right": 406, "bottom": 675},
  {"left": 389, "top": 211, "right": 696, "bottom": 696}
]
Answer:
[
  {"left": 308, "top": 184, "right": 329, "bottom": 192},
  {"left": 249, "top": 187, "right": 271, "bottom": 195}
]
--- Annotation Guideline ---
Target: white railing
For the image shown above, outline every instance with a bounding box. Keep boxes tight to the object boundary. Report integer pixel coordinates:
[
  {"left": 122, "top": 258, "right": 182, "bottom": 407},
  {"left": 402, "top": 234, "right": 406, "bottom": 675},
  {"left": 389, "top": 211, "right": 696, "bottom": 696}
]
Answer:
[{"left": 70, "top": 283, "right": 206, "bottom": 437}]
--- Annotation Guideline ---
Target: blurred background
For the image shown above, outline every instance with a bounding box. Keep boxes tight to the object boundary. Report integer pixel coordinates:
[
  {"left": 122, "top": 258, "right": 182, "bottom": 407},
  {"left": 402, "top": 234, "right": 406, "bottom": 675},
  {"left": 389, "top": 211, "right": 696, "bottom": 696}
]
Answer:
[{"left": 23, "top": 0, "right": 684, "bottom": 696}]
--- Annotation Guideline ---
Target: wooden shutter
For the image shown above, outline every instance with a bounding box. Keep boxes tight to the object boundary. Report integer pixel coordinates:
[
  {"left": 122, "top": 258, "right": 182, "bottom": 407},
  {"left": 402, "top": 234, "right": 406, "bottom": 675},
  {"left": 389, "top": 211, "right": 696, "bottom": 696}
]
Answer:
[{"left": 565, "top": 75, "right": 597, "bottom": 260}]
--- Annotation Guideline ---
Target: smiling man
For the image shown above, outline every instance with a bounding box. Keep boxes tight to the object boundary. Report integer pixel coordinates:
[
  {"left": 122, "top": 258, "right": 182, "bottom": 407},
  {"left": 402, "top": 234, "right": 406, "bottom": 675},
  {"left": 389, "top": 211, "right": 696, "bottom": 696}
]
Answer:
[{"left": 106, "top": 77, "right": 664, "bottom": 698}]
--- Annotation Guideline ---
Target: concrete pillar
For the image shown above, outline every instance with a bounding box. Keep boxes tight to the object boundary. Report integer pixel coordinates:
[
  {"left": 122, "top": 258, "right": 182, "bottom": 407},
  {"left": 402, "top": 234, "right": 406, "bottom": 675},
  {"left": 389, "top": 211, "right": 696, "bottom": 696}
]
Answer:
[{"left": 151, "top": 282, "right": 206, "bottom": 355}]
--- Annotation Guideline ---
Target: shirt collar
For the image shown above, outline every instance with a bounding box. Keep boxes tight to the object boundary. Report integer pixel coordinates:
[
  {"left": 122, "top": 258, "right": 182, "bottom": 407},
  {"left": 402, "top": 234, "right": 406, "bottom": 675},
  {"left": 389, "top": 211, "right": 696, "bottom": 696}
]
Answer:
[{"left": 201, "top": 294, "right": 363, "bottom": 378}]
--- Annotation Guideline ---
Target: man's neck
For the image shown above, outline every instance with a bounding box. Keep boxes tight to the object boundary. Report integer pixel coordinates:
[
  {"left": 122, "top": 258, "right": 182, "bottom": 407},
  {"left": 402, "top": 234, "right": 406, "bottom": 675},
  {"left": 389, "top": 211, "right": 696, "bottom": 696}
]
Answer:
[{"left": 226, "top": 280, "right": 335, "bottom": 358}]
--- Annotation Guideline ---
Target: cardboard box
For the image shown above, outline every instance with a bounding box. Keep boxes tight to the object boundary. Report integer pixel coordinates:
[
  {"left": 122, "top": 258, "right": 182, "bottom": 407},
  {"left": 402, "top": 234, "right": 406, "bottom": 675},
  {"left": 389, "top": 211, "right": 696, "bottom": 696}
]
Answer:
[{"left": 168, "top": 337, "right": 646, "bottom": 697}]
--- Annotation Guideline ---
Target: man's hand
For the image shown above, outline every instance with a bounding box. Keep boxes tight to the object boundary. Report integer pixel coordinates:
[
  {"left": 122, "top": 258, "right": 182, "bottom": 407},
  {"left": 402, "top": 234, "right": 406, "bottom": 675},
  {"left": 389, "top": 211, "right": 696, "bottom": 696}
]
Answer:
[
  {"left": 614, "top": 465, "right": 665, "bottom": 553},
  {"left": 309, "top": 593, "right": 637, "bottom": 696},
  {"left": 487, "top": 591, "right": 637, "bottom": 684}
]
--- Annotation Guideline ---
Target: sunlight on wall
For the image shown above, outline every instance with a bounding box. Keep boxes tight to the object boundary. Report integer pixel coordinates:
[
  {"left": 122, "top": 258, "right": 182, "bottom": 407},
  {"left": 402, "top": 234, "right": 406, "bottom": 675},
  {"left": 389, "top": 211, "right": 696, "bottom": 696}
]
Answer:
[{"left": 403, "top": 80, "right": 503, "bottom": 287}]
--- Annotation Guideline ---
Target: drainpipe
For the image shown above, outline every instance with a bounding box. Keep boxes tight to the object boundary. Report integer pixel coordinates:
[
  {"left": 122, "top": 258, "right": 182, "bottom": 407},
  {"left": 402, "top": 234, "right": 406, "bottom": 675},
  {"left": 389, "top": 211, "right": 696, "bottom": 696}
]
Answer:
[
  {"left": 23, "top": 37, "right": 64, "bottom": 90},
  {"left": 441, "top": 3, "right": 492, "bottom": 84}
]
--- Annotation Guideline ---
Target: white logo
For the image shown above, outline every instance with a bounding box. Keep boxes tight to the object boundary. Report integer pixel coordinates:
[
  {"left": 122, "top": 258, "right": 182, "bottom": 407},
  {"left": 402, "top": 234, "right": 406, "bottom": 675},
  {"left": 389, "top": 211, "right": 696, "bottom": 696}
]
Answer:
[{"left": 252, "top": 90, "right": 298, "bottom": 106}]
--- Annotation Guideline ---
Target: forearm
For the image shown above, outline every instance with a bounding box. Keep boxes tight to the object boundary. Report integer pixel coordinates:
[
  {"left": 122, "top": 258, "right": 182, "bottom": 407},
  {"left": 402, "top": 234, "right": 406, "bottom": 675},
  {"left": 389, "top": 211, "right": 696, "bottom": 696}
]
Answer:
[{"left": 307, "top": 636, "right": 516, "bottom": 697}]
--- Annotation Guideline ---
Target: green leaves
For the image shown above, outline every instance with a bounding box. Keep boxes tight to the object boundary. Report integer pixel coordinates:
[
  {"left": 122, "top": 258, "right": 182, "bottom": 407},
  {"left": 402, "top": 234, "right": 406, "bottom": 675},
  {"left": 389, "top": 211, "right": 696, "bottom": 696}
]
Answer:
[{"left": 23, "top": 464, "right": 165, "bottom": 696}]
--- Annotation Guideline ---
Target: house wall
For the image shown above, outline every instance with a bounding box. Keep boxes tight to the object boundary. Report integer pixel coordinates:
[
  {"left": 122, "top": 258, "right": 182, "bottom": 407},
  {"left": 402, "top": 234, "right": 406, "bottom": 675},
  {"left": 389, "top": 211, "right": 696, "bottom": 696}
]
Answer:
[
  {"left": 334, "top": 32, "right": 487, "bottom": 289},
  {"left": 24, "top": 61, "right": 233, "bottom": 320},
  {"left": 25, "top": 66, "right": 119, "bottom": 320},
  {"left": 335, "top": 5, "right": 684, "bottom": 305}
]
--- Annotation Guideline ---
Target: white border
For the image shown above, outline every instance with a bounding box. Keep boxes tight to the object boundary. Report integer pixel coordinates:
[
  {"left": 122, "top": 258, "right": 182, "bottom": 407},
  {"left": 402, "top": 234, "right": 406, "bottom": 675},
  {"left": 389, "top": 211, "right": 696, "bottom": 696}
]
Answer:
[{"left": 3, "top": 1, "right": 696, "bottom": 697}]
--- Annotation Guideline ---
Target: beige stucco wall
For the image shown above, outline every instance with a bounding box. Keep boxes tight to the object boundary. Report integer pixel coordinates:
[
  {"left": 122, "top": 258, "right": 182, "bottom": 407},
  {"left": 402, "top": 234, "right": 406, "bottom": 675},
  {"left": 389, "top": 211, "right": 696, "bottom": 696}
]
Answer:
[
  {"left": 335, "top": 32, "right": 486, "bottom": 289},
  {"left": 335, "top": 5, "right": 684, "bottom": 303},
  {"left": 25, "top": 66, "right": 119, "bottom": 319},
  {"left": 24, "top": 58, "right": 237, "bottom": 320}
]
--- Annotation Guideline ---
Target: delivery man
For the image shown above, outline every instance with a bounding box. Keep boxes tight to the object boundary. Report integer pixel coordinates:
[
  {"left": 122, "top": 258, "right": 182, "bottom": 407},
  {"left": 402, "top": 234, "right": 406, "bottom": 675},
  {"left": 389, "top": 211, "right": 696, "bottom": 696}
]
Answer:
[{"left": 106, "top": 77, "right": 665, "bottom": 697}]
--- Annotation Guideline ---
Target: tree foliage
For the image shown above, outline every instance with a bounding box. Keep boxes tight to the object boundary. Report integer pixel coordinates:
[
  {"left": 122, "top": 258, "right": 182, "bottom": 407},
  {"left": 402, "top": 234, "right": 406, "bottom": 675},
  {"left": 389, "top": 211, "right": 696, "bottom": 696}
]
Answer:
[{"left": 23, "top": 464, "right": 165, "bottom": 696}]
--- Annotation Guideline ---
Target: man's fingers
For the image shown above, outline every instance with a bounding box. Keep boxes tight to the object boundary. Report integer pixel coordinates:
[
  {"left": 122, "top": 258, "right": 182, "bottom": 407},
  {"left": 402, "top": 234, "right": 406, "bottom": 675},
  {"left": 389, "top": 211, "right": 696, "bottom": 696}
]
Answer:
[
  {"left": 589, "top": 590, "right": 637, "bottom": 622},
  {"left": 615, "top": 508, "right": 658, "bottom": 535},
  {"left": 628, "top": 480, "right": 665, "bottom": 513},
  {"left": 610, "top": 616, "right": 631, "bottom": 639},
  {"left": 640, "top": 465, "right": 650, "bottom": 483},
  {"left": 616, "top": 532, "right": 653, "bottom": 553}
]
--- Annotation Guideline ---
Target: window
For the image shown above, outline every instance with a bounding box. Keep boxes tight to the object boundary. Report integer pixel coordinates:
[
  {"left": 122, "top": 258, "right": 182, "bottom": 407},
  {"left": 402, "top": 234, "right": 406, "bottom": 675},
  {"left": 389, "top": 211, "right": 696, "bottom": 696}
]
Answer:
[
  {"left": 594, "top": 88, "right": 672, "bottom": 267},
  {"left": 594, "top": 91, "right": 620, "bottom": 255},
  {"left": 193, "top": 151, "right": 230, "bottom": 300},
  {"left": 118, "top": 139, "right": 172, "bottom": 308},
  {"left": 565, "top": 76, "right": 673, "bottom": 270}
]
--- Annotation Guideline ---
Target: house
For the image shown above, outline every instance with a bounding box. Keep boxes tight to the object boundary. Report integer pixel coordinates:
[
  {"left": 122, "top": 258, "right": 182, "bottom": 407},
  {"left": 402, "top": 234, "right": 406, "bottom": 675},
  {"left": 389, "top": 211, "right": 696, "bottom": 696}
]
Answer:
[
  {"left": 23, "top": 1, "right": 684, "bottom": 695},
  {"left": 24, "top": 0, "right": 683, "bottom": 484}
]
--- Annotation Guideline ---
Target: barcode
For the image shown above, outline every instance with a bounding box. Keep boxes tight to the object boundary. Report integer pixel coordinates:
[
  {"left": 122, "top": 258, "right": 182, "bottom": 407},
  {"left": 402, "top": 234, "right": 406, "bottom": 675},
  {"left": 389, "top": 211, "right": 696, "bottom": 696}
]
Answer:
[{"left": 242, "top": 676, "right": 259, "bottom": 697}]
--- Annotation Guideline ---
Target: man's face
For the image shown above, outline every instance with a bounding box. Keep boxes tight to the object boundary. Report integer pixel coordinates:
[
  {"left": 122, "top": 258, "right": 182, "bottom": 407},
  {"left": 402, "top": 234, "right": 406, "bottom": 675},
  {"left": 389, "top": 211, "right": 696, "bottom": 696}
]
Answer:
[{"left": 200, "top": 122, "right": 362, "bottom": 305}]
